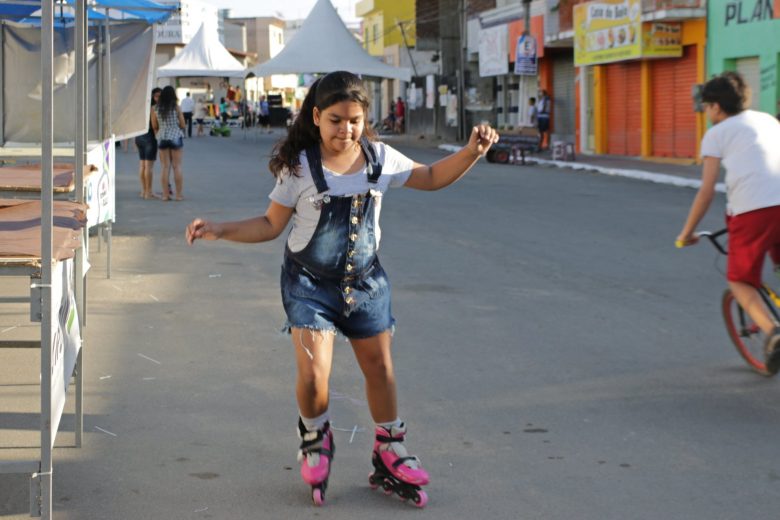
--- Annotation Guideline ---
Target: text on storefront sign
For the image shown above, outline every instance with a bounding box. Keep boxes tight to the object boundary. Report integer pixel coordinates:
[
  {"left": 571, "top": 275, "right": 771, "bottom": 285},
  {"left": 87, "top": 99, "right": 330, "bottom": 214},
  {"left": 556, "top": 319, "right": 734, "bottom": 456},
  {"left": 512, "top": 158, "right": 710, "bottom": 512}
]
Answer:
[{"left": 724, "top": 0, "right": 774, "bottom": 25}]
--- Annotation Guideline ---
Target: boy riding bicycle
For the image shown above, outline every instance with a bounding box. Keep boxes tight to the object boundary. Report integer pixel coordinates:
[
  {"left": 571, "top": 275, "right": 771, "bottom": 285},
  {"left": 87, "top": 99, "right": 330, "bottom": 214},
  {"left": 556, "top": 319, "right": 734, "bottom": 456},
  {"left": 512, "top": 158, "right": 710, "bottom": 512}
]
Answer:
[{"left": 677, "top": 71, "right": 780, "bottom": 374}]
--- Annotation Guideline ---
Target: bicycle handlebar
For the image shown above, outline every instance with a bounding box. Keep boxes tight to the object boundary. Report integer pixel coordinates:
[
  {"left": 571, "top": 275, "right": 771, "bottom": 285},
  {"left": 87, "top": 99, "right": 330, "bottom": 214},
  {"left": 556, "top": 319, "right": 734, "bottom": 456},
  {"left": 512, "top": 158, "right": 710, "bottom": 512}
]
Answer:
[{"left": 676, "top": 228, "right": 728, "bottom": 255}]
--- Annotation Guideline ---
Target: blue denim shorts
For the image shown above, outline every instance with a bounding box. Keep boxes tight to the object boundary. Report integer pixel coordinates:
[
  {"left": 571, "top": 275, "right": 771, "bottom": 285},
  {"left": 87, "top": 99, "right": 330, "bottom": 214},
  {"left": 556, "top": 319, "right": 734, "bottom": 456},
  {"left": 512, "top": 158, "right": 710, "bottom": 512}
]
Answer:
[
  {"left": 158, "top": 137, "right": 183, "bottom": 150},
  {"left": 280, "top": 257, "right": 394, "bottom": 339}
]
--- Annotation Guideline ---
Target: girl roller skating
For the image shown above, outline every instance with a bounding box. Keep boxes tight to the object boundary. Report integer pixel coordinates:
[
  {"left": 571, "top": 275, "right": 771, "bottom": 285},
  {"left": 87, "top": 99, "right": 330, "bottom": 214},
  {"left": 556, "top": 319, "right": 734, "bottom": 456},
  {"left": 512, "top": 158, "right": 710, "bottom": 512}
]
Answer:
[{"left": 186, "top": 71, "right": 498, "bottom": 506}]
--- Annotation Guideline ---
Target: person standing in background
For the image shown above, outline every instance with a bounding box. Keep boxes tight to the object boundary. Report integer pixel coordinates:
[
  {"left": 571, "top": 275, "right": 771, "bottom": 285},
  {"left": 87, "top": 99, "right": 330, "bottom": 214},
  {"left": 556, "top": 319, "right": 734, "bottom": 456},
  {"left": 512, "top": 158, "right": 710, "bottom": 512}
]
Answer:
[
  {"left": 195, "top": 97, "right": 207, "bottom": 137},
  {"left": 528, "top": 97, "right": 538, "bottom": 128},
  {"left": 135, "top": 87, "right": 161, "bottom": 199},
  {"left": 394, "top": 96, "right": 405, "bottom": 134},
  {"left": 536, "top": 90, "right": 551, "bottom": 151},
  {"left": 180, "top": 91, "right": 195, "bottom": 138},
  {"left": 259, "top": 95, "right": 271, "bottom": 133},
  {"left": 152, "top": 86, "right": 186, "bottom": 201}
]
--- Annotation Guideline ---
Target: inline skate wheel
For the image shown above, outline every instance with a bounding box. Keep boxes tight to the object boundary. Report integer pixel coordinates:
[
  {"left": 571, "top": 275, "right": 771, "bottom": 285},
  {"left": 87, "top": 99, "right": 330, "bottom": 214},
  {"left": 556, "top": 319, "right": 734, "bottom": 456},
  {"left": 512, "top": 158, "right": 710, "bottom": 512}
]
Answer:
[
  {"left": 382, "top": 481, "right": 394, "bottom": 496},
  {"left": 412, "top": 490, "right": 428, "bottom": 508},
  {"left": 368, "top": 473, "right": 379, "bottom": 490},
  {"left": 312, "top": 487, "right": 324, "bottom": 506}
]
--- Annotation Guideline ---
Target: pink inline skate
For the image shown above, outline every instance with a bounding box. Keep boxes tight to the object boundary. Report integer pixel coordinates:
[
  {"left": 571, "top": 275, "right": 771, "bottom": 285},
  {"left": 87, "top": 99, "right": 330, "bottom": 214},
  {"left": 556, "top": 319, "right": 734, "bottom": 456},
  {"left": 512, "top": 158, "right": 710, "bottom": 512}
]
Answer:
[
  {"left": 368, "top": 423, "right": 429, "bottom": 507},
  {"left": 297, "top": 418, "right": 335, "bottom": 506}
]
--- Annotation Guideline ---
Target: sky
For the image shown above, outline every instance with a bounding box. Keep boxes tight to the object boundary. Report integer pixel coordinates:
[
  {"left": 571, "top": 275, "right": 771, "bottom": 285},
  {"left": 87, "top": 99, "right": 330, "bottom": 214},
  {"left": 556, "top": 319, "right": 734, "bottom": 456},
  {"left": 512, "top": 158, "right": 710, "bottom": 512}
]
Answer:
[{"left": 201, "top": 0, "right": 360, "bottom": 23}]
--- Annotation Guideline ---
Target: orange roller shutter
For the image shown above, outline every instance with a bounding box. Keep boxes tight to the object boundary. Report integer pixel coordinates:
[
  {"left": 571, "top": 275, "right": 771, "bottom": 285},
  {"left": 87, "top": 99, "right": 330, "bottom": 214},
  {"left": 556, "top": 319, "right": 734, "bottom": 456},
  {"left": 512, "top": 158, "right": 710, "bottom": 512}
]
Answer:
[
  {"left": 606, "top": 62, "right": 641, "bottom": 156},
  {"left": 673, "top": 46, "right": 697, "bottom": 158},
  {"left": 626, "top": 63, "right": 642, "bottom": 156},
  {"left": 651, "top": 60, "right": 675, "bottom": 157},
  {"left": 652, "top": 45, "right": 698, "bottom": 158}
]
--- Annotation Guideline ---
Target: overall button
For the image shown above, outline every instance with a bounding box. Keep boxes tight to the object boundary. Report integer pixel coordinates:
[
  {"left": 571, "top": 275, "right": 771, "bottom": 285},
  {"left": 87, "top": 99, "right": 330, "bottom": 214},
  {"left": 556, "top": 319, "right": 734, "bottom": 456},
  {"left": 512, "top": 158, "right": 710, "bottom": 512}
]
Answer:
[
  {"left": 346, "top": 264, "right": 354, "bottom": 272},
  {"left": 345, "top": 296, "right": 355, "bottom": 305},
  {"left": 344, "top": 286, "right": 352, "bottom": 294},
  {"left": 350, "top": 233, "right": 358, "bottom": 242},
  {"left": 348, "top": 250, "right": 356, "bottom": 257},
  {"left": 353, "top": 199, "right": 361, "bottom": 208},
  {"left": 351, "top": 216, "right": 359, "bottom": 225}
]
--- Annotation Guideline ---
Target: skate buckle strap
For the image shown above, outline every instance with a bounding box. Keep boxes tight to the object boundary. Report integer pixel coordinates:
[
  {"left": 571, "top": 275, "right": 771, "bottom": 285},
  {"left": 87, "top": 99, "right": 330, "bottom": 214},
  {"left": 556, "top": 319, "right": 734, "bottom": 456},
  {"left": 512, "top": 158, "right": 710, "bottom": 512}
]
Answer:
[
  {"left": 375, "top": 432, "right": 405, "bottom": 443},
  {"left": 298, "top": 419, "right": 332, "bottom": 456},
  {"left": 391, "top": 456, "right": 419, "bottom": 469}
]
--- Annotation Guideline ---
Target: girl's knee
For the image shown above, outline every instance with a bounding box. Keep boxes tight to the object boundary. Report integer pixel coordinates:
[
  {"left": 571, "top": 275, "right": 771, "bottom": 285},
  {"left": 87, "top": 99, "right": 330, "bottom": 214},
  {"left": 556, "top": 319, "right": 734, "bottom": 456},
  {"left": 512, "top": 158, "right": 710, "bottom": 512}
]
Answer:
[
  {"left": 363, "top": 356, "right": 394, "bottom": 380},
  {"left": 298, "top": 370, "right": 330, "bottom": 394}
]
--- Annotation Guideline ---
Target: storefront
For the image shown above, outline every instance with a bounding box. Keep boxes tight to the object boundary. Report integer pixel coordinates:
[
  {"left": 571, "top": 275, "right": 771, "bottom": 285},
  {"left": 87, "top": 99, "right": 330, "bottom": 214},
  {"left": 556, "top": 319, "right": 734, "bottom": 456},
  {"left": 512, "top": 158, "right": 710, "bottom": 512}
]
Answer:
[
  {"left": 575, "top": 0, "right": 706, "bottom": 159},
  {"left": 707, "top": 0, "right": 780, "bottom": 114}
]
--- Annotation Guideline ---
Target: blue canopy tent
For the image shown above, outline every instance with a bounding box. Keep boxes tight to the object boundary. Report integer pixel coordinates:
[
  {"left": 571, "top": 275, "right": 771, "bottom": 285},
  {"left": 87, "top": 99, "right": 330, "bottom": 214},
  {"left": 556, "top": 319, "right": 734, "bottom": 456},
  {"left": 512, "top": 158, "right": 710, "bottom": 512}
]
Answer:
[{"left": 0, "top": 0, "right": 176, "bottom": 23}]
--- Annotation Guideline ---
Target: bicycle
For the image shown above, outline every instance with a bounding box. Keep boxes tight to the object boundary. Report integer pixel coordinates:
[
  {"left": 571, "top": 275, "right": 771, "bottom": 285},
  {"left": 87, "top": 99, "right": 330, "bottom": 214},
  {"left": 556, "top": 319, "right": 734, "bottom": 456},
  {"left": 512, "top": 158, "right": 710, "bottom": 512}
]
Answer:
[{"left": 679, "top": 229, "right": 780, "bottom": 376}]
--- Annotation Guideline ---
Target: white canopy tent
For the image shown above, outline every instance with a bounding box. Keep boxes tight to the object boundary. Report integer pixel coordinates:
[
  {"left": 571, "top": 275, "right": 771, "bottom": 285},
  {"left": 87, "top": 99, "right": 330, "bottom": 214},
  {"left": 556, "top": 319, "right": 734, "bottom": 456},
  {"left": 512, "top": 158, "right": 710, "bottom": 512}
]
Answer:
[
  {"left": 157, "top": 22, "right": 246, "bottom": 78},
  {"left": 248, "top": 0, "right": 411, "bottom": 82}
]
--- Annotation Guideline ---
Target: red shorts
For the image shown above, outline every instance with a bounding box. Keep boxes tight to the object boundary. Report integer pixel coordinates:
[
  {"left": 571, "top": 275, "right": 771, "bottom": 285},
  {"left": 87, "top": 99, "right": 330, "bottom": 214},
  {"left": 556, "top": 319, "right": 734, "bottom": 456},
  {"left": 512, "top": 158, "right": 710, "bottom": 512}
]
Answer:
[{"left": 726, "top": 205, "right": 780, "bottom": 288}]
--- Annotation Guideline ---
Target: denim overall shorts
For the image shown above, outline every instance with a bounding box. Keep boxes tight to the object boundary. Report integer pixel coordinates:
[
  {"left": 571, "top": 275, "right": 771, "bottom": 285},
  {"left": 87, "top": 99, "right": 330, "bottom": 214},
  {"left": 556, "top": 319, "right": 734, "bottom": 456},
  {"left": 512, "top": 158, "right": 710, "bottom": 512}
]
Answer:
[{"left": 280, "top": 138, "right": 394, "bottom": 339}]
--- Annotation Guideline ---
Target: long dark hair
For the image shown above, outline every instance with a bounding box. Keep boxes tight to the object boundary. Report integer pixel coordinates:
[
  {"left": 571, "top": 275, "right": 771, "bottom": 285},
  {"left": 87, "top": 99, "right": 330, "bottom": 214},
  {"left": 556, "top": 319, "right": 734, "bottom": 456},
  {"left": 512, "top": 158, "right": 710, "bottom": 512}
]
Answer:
[
  {"left": 269, "top": 71, "right": 375, "bottom": 178},
  {"left": 157, "top": 85, "right": 178, "bottom": 118}
]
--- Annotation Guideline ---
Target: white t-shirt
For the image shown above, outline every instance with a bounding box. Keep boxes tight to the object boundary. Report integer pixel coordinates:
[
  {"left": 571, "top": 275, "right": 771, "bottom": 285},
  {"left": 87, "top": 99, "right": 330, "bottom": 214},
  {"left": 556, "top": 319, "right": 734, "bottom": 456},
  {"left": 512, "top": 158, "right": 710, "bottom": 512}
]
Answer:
[
  {"left": 180, "top": 96, "right": 195, "bottom": 113},
  {"left": 700, "top": 110, "right": 780, "bottom": 215},
  {"left": 269, "top": 142, "right": 415, "bottom": 252}
]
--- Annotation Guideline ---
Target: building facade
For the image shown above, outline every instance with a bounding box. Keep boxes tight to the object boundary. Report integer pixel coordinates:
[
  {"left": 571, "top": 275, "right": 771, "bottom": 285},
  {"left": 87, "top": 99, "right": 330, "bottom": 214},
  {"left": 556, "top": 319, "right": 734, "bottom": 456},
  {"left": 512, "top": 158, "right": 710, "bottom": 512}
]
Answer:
[
  {"left": 356, "top": 0, "right": 417, "bottom": 125},
  {"left": 706, "top": 0, "right": 780, "bottom": 114}
]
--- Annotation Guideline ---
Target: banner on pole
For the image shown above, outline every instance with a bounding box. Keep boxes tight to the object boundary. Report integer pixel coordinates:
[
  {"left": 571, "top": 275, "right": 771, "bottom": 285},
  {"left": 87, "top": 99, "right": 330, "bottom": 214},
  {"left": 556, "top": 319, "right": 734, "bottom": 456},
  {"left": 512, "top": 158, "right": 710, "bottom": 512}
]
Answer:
[
  {"left": 50, "top": 258, "right": 82, "bottom": 445},
  {"left": 514, "top": 34, "right": 538, "bottom": 75}
]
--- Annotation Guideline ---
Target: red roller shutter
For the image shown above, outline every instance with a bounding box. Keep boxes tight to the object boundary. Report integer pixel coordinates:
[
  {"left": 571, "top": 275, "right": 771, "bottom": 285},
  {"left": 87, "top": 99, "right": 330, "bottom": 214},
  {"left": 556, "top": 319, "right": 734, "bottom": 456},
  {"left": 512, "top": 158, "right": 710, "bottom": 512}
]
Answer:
[
  {"left": 606, "top": 62, "right": 641, "bottom": 156},
  {"left": 626, "top": 64, "right": 641, "bottom": 156},
  {"left": 652, "top": 45, "right": 698, "bottom": 158},
  {"left": 673, "top": 46, "right": 697, "bottom": 158}
]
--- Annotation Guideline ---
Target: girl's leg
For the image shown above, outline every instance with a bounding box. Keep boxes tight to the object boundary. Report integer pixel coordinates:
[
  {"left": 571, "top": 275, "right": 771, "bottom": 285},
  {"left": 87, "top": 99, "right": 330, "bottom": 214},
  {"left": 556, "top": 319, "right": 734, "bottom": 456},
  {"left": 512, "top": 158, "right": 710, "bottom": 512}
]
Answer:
[
  {"left": 159, "top": 150, "right": 171, "bottom": 199},
  {"left": 138, "top": 159, "right": 146, "bottom": 197},
  {"left": 353, "top": 331, "right": 430, "bottom": 492},
  {"left": 171, "top": 148, "right": 184, "bottom": 200},
  {"left": 349, "top": 331, "right": 396, "bottom": 423},
  {"left": 292, "top": 328, "right": 336, "bottom": 419},
  {"left": 729, "top": 280, "right": 779, "bottom": 334},
  {"left": 145, "top": 160, "right": 158, "bottom": 198}
]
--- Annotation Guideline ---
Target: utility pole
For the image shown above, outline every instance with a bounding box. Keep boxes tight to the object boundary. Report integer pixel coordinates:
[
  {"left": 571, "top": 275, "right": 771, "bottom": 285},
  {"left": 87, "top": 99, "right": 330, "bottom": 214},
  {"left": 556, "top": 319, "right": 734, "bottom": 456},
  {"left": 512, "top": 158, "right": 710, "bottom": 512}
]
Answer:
[
  {"left": 458, "top": 0, "right": 467, "bottom": 141},
  {"left": 519, "top": 0, "right": 536, "bottom": 127},
  {"left": 397, "top": 18, "right": 418, "bottom": 136}
]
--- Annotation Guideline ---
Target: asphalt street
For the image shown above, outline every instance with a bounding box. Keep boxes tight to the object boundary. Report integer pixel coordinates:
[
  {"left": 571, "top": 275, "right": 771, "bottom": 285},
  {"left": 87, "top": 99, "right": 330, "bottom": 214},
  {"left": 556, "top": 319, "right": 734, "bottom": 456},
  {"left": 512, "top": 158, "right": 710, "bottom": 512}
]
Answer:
[{"left": 2, "top": 129, "right": 780, "bottom": 519}]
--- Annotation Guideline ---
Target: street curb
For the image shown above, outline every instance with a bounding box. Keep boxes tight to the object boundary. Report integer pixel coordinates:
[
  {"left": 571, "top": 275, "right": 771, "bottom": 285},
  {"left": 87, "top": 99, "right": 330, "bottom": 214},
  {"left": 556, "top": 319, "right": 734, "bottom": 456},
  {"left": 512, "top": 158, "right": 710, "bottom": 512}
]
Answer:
[{"left": 438, "top": 144, "right": 726, "bottom": 193}]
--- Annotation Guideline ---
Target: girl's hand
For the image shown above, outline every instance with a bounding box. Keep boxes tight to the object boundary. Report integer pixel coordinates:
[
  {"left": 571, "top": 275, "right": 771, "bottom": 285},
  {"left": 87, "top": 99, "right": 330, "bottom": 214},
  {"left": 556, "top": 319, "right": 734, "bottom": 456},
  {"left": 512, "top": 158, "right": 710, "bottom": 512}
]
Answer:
[
  {"left": 186, "top": 218, "right": 221, "bottom": 245},
  {"left": 675, "top": 231, "right": 699, "bottom": 248},
  {"left": 466, "top": 124, "right": 500, "bottom": 157}
]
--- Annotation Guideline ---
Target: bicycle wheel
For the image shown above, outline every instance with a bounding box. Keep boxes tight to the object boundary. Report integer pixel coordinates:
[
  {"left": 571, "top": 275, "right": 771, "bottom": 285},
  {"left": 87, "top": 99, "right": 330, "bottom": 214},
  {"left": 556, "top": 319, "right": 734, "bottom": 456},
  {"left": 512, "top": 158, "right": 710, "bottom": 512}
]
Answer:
[{"left": 721, "top": 289, "right": 771, "bottom": 376}]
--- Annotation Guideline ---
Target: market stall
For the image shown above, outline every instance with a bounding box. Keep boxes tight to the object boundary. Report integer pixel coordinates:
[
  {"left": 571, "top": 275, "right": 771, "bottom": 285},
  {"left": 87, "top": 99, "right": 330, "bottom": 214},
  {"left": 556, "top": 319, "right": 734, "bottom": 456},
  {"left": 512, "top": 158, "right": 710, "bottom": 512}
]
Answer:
[{"left": 0, "top": 2, "right": 175, "bottom": 519}]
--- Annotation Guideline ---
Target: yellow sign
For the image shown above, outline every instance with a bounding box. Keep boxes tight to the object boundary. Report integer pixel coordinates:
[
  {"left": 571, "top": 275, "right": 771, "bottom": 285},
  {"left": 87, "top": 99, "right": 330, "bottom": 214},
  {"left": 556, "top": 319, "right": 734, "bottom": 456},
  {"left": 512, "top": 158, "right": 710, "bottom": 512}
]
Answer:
[
  {"left": 642, "top": 22, "right": 683, "bottom": 58},
  {"left": 574, "top": 0, "right": 682, "bottom": 65}
]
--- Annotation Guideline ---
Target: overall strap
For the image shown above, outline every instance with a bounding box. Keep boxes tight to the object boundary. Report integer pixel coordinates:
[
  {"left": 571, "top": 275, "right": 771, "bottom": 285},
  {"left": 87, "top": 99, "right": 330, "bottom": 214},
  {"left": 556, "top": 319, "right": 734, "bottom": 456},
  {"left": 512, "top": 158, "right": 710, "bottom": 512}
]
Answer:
[
  {"left": 306, "top": 138, "right": 382, "bottom": 192},
  {"left": 304, "top": 145, "right": 330, "bottom": 194},
  {"left": 359, "top": 136, "right": 382, "bottom": 184}
]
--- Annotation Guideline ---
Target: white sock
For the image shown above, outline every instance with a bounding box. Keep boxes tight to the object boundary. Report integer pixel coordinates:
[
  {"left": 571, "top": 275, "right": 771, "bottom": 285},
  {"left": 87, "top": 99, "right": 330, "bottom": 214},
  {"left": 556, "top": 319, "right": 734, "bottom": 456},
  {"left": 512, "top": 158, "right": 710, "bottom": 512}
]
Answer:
[
  {"left": 377, "top": 417, "right": 403, "bottom": 432},
  {"left": 300, "top": 410, "right": 330, "bottom": 432}
]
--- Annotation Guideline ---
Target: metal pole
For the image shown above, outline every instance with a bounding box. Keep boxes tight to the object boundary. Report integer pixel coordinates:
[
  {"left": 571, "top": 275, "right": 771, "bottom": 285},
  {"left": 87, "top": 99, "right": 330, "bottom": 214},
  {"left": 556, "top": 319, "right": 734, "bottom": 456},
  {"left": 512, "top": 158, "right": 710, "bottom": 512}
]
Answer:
[
  {"left": 104, "top": 10, "right": 112, "bottom": 140},
  {"left": 519, "top": 0, "right": 535, "bottom": 127},
  {"left": 96, "top": 19, "right": 103, "bottom": 143},
  {"left": 74, "top": 0, "right": 86, "bottom": 449},
  {"left": 0, "top": 25, "right": 4, "bottom": 147},
  {"left": 104, "top": 10, "right": 113, "bottom": 280},
  {"left": 458, "top": 0, "right": 467, "bottom": 141},
  {"left": 40, "top": 1, "right": 54, "bottom": 518}
]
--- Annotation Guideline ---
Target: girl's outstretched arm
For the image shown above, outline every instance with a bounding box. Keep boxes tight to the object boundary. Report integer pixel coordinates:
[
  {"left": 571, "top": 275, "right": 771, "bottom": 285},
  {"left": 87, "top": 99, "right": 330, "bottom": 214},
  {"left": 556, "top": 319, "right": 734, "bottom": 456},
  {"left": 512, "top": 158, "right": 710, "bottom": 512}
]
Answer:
[
  {"left": 404, "top": 124, "right": 499, "bottom": 191},
  {"left": 186, "top": 201, "right": 294, "bottom": 245}
]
